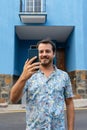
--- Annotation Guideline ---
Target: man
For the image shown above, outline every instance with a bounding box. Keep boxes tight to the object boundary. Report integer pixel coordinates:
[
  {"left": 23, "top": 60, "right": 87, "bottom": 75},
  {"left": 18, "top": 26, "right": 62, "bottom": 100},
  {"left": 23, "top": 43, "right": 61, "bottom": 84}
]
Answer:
[{"left": 10, "top": 39, "right": 74, "bottom": 130}]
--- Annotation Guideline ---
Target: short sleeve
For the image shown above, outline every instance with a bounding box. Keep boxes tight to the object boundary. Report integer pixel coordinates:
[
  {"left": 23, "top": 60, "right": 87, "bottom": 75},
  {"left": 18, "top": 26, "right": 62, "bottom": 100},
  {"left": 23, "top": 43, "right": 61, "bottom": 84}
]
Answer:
[{"left": 64, "top": 73, "right": 73, "bottom": 98}]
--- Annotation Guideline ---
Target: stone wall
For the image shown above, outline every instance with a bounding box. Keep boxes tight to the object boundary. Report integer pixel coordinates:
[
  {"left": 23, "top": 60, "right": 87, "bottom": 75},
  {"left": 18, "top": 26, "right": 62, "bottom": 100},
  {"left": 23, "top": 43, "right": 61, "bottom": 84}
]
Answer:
[
  {"left": 0, "top": 71, "right": 87, "bottom": 103},
  {"left": 0, "top": 74, "right": 19, "bottom": 103},
  {"left": 68, "top": 70, "right": 87, "bottom": 98}
]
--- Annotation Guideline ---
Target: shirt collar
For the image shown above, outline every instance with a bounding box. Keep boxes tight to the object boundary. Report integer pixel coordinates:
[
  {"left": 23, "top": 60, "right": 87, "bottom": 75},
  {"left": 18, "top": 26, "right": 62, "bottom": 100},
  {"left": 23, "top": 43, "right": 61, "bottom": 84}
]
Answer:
[{"left": 38, "top": 65, "right": 58, "bottom": 75}]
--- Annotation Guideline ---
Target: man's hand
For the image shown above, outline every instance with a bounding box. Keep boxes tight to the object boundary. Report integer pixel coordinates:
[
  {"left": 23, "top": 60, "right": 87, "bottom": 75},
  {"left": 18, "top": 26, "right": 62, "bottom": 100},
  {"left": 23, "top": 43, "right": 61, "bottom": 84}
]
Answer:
[{"left": 21, "top": 56, "right": 40, "bottom": 81}]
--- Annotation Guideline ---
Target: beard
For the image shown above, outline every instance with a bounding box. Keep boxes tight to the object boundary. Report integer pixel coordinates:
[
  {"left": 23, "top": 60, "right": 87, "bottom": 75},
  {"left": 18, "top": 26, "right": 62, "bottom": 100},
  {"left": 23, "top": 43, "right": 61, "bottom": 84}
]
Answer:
[{"left": 40, "top": 57, "right": 53, "bottom": 67}]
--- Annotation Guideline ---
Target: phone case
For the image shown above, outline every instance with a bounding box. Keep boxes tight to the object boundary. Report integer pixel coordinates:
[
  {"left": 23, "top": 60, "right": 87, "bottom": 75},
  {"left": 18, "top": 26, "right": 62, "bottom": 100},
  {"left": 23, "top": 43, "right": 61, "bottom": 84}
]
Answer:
[{"left": 28, "top": 49, "right": 38, "bottom": 62}]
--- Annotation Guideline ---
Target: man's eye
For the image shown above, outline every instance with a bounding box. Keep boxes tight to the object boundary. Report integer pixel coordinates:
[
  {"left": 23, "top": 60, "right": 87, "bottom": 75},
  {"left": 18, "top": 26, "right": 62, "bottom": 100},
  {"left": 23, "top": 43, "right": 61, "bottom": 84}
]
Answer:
[
  {"left": 46, "top": 50, "right": 51, "bottom": 53},
  {"left": 39, "top": 51, "right": 43, "bottom": 54}
]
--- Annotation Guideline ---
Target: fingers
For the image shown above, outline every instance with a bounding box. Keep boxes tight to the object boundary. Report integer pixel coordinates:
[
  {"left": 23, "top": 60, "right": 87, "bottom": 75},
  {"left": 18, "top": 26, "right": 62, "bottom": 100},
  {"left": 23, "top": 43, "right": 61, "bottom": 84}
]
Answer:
[
  {"left": 24, "top": 56, "right": 37, "bottom": 65},
  {"left": 22, "top": 57, "right": 40, "bottom": 80},
  {"left": 24, "top": 57, "right": 40, "bottom": 72},
  {"left": 28, "top": 56, "right": 38, "bottom": 64},
  {"left": 30, "top": 63, "right": 40, "bottom": 71},
  {"left": 27, "top": 62, "right": 40, "bottom": 71}
]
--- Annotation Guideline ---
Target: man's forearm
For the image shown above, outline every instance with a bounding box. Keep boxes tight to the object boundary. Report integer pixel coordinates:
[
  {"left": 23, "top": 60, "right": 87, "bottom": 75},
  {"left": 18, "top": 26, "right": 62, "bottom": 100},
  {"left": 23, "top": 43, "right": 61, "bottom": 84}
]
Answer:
[
  {"left": 65, "top": 99, "right": 75, "bottom": 130},
  {"left": 10, "top": 75, "right": 27, "bottom": 103}
]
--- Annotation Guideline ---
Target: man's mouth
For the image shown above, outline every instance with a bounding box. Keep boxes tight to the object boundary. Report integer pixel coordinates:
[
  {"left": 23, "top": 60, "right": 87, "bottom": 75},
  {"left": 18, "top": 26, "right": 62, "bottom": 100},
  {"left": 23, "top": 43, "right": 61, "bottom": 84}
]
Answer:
[
  {"left": 41, "top": 58, "right": 49, "bottom": 61},
  {"left": 41, "top": 57, "right": 49, "bottom": 60}
]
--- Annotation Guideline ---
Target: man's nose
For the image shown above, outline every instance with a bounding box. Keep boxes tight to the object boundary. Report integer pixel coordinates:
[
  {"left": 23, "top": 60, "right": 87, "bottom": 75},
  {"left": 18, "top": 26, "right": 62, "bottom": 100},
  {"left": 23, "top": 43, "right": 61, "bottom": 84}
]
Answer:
[{"left": 43, "top": 51, "right": 47, "bottom": 56}]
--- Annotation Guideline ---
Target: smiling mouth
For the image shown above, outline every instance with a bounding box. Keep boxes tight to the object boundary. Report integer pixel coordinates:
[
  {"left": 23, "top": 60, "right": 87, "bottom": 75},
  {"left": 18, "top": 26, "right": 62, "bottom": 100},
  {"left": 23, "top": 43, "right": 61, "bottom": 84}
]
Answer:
[
  {"left": 42, "top": 57, "right": 49, "bottom": 59},
  {"left": 41, "top": 58, "right": 49, "bottom": 61}
]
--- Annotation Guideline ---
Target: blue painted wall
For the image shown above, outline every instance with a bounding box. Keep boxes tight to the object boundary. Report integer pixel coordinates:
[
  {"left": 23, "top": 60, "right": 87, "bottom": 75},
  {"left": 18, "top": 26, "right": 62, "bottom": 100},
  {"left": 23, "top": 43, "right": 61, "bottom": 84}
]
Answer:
[
  {"left": 83, "top": 0, "right": 87, "bottom": 69},
  {"left": 65, "top": 29, "right": 76, "bottom": 71},
  {"left": 0, "top": 0, "right": 21, "bottom": 75},
  {"left": 0, "top": 0, "right": 87, "bottom": 75}
]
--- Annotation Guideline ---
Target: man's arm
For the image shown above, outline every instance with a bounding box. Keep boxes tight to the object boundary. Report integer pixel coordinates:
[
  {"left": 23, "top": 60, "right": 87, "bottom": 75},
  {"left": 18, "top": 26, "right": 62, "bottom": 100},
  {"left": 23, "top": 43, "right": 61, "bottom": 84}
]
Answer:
[
  {"left": 10, "top": 74, "right": 27, "bottom": 104},
  {"left": 10, "top": 57, "right": 40, "bottom": 104},
  {"left": 65, "top": 98, "right": 75, "bottom": 130}
]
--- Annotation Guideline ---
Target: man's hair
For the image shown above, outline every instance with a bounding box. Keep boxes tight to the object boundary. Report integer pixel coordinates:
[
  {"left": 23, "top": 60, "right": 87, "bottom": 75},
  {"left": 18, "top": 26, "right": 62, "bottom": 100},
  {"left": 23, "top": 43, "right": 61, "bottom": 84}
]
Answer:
[{"left": 37, "top": 39, "right": 56, "bottom": 53}]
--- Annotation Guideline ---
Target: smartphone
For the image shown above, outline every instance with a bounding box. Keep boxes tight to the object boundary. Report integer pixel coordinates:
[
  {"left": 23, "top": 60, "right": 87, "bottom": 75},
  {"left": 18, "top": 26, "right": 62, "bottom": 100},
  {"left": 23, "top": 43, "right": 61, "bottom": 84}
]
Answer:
[{"left": 28, "top": 48, "right": 39, "bottom": 63}]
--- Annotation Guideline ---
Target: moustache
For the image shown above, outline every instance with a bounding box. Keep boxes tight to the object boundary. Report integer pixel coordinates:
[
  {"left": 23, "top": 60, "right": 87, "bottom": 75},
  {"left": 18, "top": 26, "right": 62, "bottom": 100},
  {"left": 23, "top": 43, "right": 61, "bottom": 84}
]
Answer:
[{"left": 41, "top": 56, "right": 49, "bottom": 59}]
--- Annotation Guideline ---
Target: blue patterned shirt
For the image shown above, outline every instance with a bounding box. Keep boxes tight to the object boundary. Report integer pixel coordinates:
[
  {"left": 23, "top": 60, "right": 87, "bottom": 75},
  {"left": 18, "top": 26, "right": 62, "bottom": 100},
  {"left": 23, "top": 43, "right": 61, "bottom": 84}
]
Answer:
[{"left": 24, "top": 67, "right": 73, "bottom": 130}]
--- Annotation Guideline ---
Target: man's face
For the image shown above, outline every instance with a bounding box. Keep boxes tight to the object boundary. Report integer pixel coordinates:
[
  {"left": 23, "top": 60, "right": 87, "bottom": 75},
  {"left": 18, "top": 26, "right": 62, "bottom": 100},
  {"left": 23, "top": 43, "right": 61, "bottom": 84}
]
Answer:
[{"left": 38, "top": 43, "right": 55, "bottom": 66}]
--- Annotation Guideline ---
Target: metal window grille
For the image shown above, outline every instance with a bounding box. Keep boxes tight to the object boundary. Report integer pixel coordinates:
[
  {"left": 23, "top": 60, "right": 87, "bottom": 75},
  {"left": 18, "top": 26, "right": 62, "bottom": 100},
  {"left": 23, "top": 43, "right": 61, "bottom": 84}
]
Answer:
[{"left": 25, "top": 0, "right": 46, "bottom": 12}]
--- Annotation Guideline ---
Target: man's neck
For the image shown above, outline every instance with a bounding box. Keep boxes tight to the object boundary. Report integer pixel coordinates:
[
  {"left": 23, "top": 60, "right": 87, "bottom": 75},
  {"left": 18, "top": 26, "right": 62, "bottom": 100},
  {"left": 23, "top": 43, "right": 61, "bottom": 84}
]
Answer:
[{"left": 40, "top": 64, "right": 55, "bottom": 77}]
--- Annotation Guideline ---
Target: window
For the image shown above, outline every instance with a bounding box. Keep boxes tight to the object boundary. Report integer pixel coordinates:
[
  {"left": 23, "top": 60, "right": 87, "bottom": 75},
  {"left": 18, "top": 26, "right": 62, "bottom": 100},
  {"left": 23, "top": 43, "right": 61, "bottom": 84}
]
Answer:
[
  {"left": 25, "top": 0, "right": 45, "bottom": 12},
  {"left": 25, "top": 0, "right": 33, "bottom": 12},
  {"left": 34, "top": 0, "right": 41, "bottom": 12}
]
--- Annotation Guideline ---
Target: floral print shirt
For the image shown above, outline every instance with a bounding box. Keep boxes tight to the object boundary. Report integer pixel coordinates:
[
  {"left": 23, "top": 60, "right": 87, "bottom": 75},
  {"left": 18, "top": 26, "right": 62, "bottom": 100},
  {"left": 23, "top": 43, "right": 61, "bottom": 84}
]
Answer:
[{"left": 24, "top": 67, "right": 73, "bottom": 130}]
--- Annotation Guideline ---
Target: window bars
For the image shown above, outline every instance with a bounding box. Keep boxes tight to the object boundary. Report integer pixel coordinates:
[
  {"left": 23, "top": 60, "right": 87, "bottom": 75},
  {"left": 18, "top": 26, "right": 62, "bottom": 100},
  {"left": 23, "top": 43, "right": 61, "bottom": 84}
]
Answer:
[{"left": 20, "top": 0, "right": 46, "bottom": 13}]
